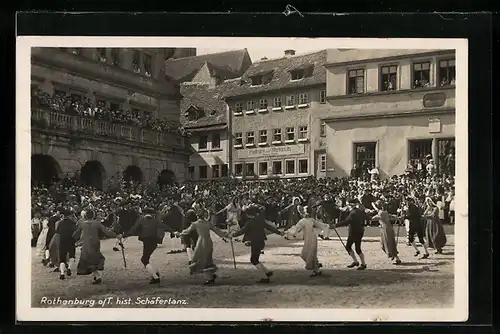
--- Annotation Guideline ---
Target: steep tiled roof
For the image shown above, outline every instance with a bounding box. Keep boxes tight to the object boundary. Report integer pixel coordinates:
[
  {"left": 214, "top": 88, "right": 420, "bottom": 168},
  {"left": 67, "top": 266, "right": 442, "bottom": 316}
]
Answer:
[
  {"left": 223, "top": 50, "right": 327, "bottom": 98},
  {"left": 165, "top": 49, "right": 250, "bottom": 82},
  {"left": 179, "top": 83, "right": 227, "bottom": 129}
]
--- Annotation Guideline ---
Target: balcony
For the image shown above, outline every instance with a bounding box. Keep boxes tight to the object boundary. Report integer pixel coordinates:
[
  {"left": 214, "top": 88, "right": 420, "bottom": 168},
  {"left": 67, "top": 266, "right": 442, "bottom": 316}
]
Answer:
[{"left": 31, "top": 109, "right": 186, "bottom": 151}]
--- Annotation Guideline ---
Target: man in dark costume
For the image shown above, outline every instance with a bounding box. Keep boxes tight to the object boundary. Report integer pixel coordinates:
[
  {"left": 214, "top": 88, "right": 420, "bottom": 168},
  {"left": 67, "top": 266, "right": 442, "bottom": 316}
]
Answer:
[
  {"left": 333, "top": 198, "right": 368, "bottom": 270},
  {"left": 122, "top": 207, "right": 176, "bottom": 284},
  {"left": 404, "top": 197, "right": 430, "bottom": 259},
  {"left": 57, "top": 209, "right": 77, "bottom": 280},
  {"left": 230, "top": 199, "right": 284, "bottom": 283}
]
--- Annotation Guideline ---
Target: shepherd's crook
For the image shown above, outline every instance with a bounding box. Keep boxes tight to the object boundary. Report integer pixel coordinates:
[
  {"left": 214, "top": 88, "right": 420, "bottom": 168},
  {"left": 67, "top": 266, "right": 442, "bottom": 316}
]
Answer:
[
  {"left": 331, "top": 219, "right": 347, "bottom": 252},
  {"left": 229, "top": 237, "right": 237, "bottom": 269},
  {"left": 119, "top": 241, "right": 127, "bottom": 268}
]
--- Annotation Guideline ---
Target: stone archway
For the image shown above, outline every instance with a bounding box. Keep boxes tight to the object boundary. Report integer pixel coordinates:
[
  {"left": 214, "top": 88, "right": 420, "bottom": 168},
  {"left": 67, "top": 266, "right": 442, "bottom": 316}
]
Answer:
[
  {"left": 157, "top": 169, "right": 176, "bottom": 187},
  {"left": 123, "top": 165, "right": 143, "bottom": 184},
  {"left": 31, "top": 154, "right": 62, "bottom": 186},
  {"left": 80, "top": 160, "right": 106, "bottom": 190}
]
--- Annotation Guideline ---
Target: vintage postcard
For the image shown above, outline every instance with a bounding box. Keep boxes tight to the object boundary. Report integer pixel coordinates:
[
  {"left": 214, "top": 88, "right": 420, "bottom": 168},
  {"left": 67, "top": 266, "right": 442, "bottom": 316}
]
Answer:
[{"left": 16, "top": 36, "right": 468, "bottom": 322}]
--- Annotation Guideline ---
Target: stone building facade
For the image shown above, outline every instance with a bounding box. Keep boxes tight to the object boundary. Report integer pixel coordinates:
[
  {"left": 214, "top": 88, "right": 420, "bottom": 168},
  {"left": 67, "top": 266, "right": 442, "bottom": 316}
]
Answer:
[
  {"left": 31, "top": 47, "right": 194, "bottom": 189},
  {"left": 320, "top": 49, "right": 456, "bottom": 178}
]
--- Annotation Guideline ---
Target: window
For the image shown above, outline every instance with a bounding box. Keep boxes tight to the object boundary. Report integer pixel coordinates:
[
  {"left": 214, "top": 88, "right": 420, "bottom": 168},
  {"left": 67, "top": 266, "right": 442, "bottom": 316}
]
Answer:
[
  {"left": 354, "top": 142, "right": 377, "bottom": 169},
  {"left": 199, "top": 166, "right": 208, "bottom": 179},
  {"left": 408, "top": 139, "right": 432, "bottom": 163},
  {"left": 380, "top": 65, "right": 398, "bottom": 91},
  {"left": 348, "top": 69, "right": 365, "bottom": 94},
  {"left": 286, "top": 160, "right": 295, "bottom": 175},
  {"left": 143, "top": 53, "right": 152, "bottom": 77},
  {"left": 298, "top": 126, "right": 308, "bottom": 140},
  {"left": 320, "top": 154, "right": 327, "bottom": 171},
  {"left": 438, "top": 59, "right": 456, "bottom": 86},
  {"left": 286, "top": 127, "right": 295, "bottom": 141},
  {"left": 221, "top": 164, "right": 229, "bottom": 177},
  {"left": 71, "top": 48, "right": 81, "bottom": 55},
  {"left": 212, "top": 165, "right": 220, "bottom": 178},
  {"left": 319, "top": 90, "right": 326, "bottom": 103},
  {"left": 320, "top": 122, "right": 326, "bottom": 137},
  {"left": 259, "top": 130, "right": 267, "bottom": 144},
  {"left": 199, "top": 135, "right": 208, "bottom": 150},
  {"left": 273, "top": 129, "right": 282, "bottom": 142},
  {"left": 110, "top": 103, "right": 120, "bottom": 111},
  {"left": 97, "top": 48, "right": 107, "bottom": 63},
  {"left": 111, "top": 48, "right": 120, "bottom": 66},
  {"left": 246, "top": 131, "right": 255, "bottom": 145},
  {"left": 437, "top": 138, "right": 455, "bottom": 175},
  {"left": 54, "top": 89, "right": 66, "bottom": 97},
  {"left": 235, "top": 103, "right": 243, "bottom": 113},
  {"left": 96, "top": 99, "right": 107, "bottom": 109},
  {"left": 273, "top": 97, "right": 282, "bottom": 108},
  {"left": 251, "top": 76, "right": 263, "bottom": 86},
  {"left": 298, "top": 159, "right": 308, "bottom": 174},
  {"left": 272, "top": 161, "right": 282, "bottom": 175},
  {"left": 234, "top": 163, "right": 243, "bottom": 176},
  {"left": 212, "top": 133, "right": 221, "bottom": 149},
  {"left": 259, "top": 99, "right": 268, "bottom": 109},
  {"left": 188, "top": 166, "right": 194, "bottom": 180},
  {"left": 259, "top": 162, "right": 268, "bottom": 176},
  {"left": 246, "top": 101, "right": 255, "bottom": 111},
  {"left": 132, "top": 50, "right": 141, "bottom": 73},
  {"left": 299, "top": 93, "right": 308, "bottom": 104},
  {"left": 234, "top": 133, "right": 243, "bottom": 146},
  {"left": 70, "top": 93, "right": 82, "bottom": 102},
  {"left": 245, "top": 163, "right": 255, "bottom": 176},
  {"left": 291, "top": 70, "right": 304, "bottom": 81},
  {"left": 413, "top": 62, "right": 431, "bottom": 88},
  {"left": 286, "top": 95, "right": 295, "bottom": 106}
]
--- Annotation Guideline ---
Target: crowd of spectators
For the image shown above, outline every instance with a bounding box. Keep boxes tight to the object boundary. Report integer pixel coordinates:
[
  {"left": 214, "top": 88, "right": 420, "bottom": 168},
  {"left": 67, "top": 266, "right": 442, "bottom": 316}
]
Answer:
[
  {"left": 31, "top": 169, "right": 456, "bottom": 246},
  {"left": 31, "top": 88, "right": 188, "bottom": 136}
]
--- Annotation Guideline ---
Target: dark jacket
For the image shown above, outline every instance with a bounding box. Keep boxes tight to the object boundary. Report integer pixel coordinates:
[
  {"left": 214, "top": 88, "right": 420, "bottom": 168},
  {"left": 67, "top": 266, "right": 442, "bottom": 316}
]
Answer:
[
  {"left": 232, "top": 209, "right": 281, "bottom": 245},
  {"left": 56, "top": 217, "right": 77, "bottom": 241},
  {"left": 405, "top": 203, "right": 422, "bottom": 224},
  {"left": 336, "top": 207, "right": 367, "bottom": 233},
  {"left": 124, "top": 214, "right": 174, "bottom": 243}
]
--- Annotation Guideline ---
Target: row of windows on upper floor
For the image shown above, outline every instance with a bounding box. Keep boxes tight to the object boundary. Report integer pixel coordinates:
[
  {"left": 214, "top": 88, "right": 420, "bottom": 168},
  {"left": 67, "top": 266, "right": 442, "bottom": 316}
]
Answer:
[
  {"left": 233, "top": 90, "right": 326, "bottom": 116},
  {"left": 345, "top": 59, "right": 456, "bottom": 95},
  {"left": 59, "top": 48, "right": 154, "bottom": 78},
  {"left": 234, "top": 126, "right": 309, "bottom": 148}
]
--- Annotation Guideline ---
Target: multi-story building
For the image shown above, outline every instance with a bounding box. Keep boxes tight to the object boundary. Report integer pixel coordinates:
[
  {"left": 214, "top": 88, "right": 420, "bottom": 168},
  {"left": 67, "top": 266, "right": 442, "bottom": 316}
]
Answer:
[
  {"left": 165, "top": 50, "right": 253, "bottom": 180},
  {"left": 319, "top": 49, "right": 456, "bottom": 178},
  {"left": 31, "top": 47, "right": 195, "bottom": 189},
  {"left": 225, "top": 49, "right": 328, "bottom": 179}
]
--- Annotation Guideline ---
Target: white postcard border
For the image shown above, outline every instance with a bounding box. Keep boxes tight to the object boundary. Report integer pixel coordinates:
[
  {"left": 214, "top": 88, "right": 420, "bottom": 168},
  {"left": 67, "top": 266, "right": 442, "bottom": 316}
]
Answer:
[{"left": 16, "top": 36, "right": 468, "bottom": 322}]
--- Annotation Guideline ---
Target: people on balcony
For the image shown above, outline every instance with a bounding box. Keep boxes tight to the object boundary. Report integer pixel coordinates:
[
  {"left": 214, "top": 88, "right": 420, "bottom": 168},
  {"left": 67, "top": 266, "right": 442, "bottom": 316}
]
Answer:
[{"left": 31, "top": 88, "right": 186, "bottom": 136}]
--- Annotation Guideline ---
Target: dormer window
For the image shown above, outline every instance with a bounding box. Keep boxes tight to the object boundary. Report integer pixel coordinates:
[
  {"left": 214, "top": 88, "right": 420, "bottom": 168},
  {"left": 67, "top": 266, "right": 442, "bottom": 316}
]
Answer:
[
  {"left": 251, "top": 76, "right": 263, "bottom": 86},
  {"left": 185, "top": 106, "right": 203, "bottom": 121},
  {"left": 290, "top": 69, "right": 305, "bottom": 81}
]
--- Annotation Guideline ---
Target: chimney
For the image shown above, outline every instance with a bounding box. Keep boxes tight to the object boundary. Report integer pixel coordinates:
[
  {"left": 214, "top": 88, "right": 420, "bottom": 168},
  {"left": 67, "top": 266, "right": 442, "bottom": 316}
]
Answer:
[
  {"left": 284, "top": 49, "right": 296, "bottom": 57},
  {"left": 261, "top": 57, "right": 268, "bottom": 61}
]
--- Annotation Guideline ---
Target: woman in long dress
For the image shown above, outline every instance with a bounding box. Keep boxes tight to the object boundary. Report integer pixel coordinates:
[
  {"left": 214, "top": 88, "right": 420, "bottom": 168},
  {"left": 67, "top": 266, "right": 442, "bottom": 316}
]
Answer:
[
  {"left": 48, "top": 216, "right": 63, "bottom": 272},
  {"left": 73, "top": 208, "right": 121, "bottom": 284},
  {"left": 215, "top": 196, "right": 242, "bottom": 241},
  {"left": 177, "top": 212, "right": 228, "bottom": 285},
  {"left": 423, "top": 197, "right": 447, "bottom": 254},
  {"left": 35, "top": 214, "right": 49, "bottom": 263},
  {"left": 371, "top": 201, "right": 402, "bottom": 265},
  {"left": 285, "top": 206, "right": 327, "bottom": 277}
]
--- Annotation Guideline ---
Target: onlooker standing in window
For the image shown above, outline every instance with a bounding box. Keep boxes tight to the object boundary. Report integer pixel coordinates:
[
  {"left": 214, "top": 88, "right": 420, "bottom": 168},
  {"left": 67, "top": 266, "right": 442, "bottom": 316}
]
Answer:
[{"left": 426, "top": 159, "right": 436, "bottom": 177}]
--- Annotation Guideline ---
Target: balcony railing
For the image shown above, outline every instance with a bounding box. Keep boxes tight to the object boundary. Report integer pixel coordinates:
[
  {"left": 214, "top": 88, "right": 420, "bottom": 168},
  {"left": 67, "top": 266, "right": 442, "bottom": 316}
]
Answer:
[{"left": 31, "top": 109, "right": 185, "bottom": 149}]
